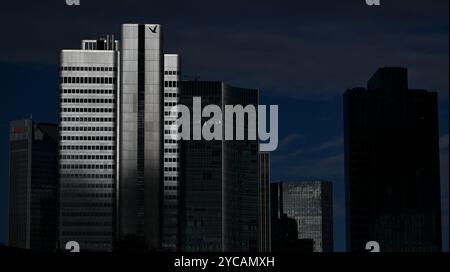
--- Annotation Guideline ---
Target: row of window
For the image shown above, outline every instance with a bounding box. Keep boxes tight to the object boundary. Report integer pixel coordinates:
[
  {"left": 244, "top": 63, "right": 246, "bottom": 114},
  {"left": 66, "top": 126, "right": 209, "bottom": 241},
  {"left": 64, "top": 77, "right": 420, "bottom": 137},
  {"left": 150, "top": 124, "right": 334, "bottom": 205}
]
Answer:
[
  {"left": 164, "top": 130, "right": 177, "bottom": 135},
  {"left": 164, "top": 81, "right": 179, "bottom": 88},
  {"left": 164, "top": 139, "right": 179, "bottom": 144},
  {"left": 164, "top": 195, "right": 179, "bottom": 200},
  {"left": 164, "top": 157, "right": 179, "bottom": 162},
  {"left": 63, "top": 165, "right": 176, "bottom": 172},
  {"left": 164, "top": 186, "right": 180, "bottom": 190},
  {"left": 61, "top": 107, "right": 115, "bottom": 113},
  {"left": 62, "top": 221, "right": 113, "bottom": 226},
  {"left": 164, "top": 205, "right": 179, "bottom": 209},
  {"left": 61, "top": 66, "right": 116, "bottom": 72},
  {"left": 60, "top": 164, "right": 115, "bottom": 170},
  {"left": 164, "top": 111, "right": 177, "bottom": 116},
  {"left": 62, "top": 183, "right": 114, "bottom": 188},
  {"left": 62, "top": 202, "right": 113, "bottom": 207},
  {"left": 61, "top": 136, "right": 115, "bottom": 141},
  {"left": 60, "top": 155, "right": 115, "bottom": 160},
  {"left": 61, "top": 77, "right": 117, "bottom": 84},
  {"left": 61, "top": 89, "right": 116, "bottom": 94},
  {"left": 61, "top": 98, "right": 115, "bottom": 104},
  {"left": 62, "top": 212, "right": 113, "bottom": 217},
  {"left": 164, "top": 148, "right": 179, "bottom": 153},
  {"left": 164, "top": 102, "right": 177, "bottom": 107},
  {"left": 60, "top": 126, "right": 114, "bottom": 132},
  {"left": 60, "top": 145, "right": 115, "bottom": 150},
  {"left": 164, "top": 92, "right": 179, "bottom": 98},
  {"left": 165, "top": 176, "right": 180, "bottom": 181},
  {"left": 60, "top": 173, "right": 116, "bottom": 178},
  {"left": 69, "top": 243, "right": 114, "bottom": 249},
  {"left": 164, "top": 120, "right": 176, "bottom": 125},
  {"left": 164, "top": 167, "right": 180, "bottom": 172},
  {"left": 63, "top": 193, "right": 114, "bottom": 198},
  {"left": 61, "top": 231, "right": 113, "bottom": 236},
  {"left": 164, "top": 70, "right": 180, "bottom": 75},
  {"left": 61, "top": 117, "right": 115, "bottom": 122}
]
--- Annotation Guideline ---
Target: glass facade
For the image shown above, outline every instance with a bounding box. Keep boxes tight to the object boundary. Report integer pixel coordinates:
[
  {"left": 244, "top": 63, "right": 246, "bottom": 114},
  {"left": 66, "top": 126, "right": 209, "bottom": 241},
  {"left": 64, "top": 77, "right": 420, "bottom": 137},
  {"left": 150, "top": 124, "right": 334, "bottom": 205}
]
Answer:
[
  {"left": 179, "top": 81, "right": 259, "bottom": 252},
  {"left": 258, "top": 152, "right": 271, "bottom": 252},
  {"left": 271, "top": 181, "right": 333, "bottom": 252},
  {"left": 9, "top": 119, "right": 58, "bottom": 251},
  {"left": 344, "top": 67, "right": 442, "bottom": 252}
]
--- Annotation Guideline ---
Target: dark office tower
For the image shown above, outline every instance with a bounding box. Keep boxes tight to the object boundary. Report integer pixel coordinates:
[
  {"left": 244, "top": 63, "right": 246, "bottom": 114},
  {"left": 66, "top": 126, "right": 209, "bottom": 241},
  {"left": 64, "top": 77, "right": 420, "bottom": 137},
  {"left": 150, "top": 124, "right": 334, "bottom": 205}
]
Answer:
[
  {"left": 118, "top": 24, "right": 163, "bottom": 250},
  {"left": 344, "top": 67, "right": 442, "bottom": 252},
  {"left": 270, "top": 183, "right": 299, "bottom": 252},
  {"left": 271, "top": 181, "right": 333, "bottom": 252},
  {"left": 179, "top": 81, "right": 259, "bottom": 252},
  {"left": 9, "top": 119, "right": 58, "bottom": 251},
  {"left": 162, "top": 54, "right": 181, "bottom": 251},
  {"left": 59, "top": 36, "right": 119, "bottom": 252},
  {"left": 258, "top": 152, "right": 271, "bottom": 252}
]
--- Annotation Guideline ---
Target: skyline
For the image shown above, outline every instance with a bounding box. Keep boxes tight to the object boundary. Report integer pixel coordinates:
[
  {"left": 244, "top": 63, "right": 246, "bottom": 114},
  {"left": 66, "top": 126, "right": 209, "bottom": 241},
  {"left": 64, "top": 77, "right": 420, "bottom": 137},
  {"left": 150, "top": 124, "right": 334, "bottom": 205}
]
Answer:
[{"left": 0, "top": 0, "right": 448, "bottom": 251}]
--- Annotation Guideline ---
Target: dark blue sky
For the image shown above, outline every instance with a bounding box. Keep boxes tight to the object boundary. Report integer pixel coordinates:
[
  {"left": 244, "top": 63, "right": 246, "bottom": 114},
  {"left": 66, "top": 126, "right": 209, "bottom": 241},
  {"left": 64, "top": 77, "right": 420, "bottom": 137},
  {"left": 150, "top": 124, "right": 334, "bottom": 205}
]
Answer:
[{"left": 0, "top": 0, "right": 448, "bottom": 251}]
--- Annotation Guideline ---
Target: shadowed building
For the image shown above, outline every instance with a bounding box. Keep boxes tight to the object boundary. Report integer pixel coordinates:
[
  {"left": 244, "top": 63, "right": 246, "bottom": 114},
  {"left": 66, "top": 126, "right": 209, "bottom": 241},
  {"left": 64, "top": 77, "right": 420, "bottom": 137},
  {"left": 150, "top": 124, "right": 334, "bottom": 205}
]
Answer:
[
  {"left": 271, "top": 181, "right": 333, "bottom": 252},
  {"left": 258, "top": 152, "right": 271, "bottom": 252},
  {"left": 179, "top": 81, "right": 259, "bottom": 252},
  {"left": 9, "top": 119, "right": 58, "bottom": 251},
  {"left": 344, "top": 67, "right": 442, "bottom": 252}
]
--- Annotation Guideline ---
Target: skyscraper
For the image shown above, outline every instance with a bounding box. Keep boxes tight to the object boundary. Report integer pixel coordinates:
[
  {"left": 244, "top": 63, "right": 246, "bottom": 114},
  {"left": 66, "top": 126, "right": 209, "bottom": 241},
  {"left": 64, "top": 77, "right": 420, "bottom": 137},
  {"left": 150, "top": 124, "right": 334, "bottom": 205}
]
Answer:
[
  {"left": 179, "top": 81, "right": 259, "bottom": 252},
  {"left": 258, "top": 152, "right": 271, "bottom": 252},
  {"left": 271, "top": 181, "right": 333, "bottom": 252},
  {"left": 118, "top": 24, "right": 163, "bottom": 250},
  {"left": 9, "top": 119, "right": 58, "bottom": 251},
  {"left": 344, "top": 67, "right": 442, "bottom": 252},
  {"left": 162, "top": 54, "right": 181, "bottom": 250},
  {"left": 58, "top": 36, "right": 119, "bottom": 251}
]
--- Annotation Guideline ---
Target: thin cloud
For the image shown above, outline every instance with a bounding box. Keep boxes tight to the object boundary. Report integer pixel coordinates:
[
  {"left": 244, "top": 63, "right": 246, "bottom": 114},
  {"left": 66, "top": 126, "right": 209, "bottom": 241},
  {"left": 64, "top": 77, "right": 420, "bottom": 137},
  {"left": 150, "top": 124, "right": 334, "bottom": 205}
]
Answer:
[
  {"left": 272, "top": 135, "right": 344, "bottom": 168},
  {"left": 277, "top": 133, "right": 303, "bottom": 150}
]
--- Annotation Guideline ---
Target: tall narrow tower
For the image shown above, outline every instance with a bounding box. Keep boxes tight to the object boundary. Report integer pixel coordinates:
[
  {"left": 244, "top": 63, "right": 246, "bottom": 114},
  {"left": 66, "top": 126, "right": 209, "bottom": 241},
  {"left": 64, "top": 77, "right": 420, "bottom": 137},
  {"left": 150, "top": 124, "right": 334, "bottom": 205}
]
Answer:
[
  {"left": 118, "top": 24, "right": 163, "bottom": 250},
  {"left": 162, "top": 54, "right": 181, "bottom": 250}
]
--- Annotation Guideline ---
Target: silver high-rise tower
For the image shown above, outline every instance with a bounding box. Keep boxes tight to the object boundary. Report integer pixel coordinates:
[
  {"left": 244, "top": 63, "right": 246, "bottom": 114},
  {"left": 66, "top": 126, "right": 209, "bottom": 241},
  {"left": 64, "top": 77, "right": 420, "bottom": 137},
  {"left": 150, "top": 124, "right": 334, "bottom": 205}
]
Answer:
[
  {"left": 58, "top": 36, "right": 119, "bottom": 252},
  {"left": 118, "top": 24, "right": 163, "bottom": 250}
]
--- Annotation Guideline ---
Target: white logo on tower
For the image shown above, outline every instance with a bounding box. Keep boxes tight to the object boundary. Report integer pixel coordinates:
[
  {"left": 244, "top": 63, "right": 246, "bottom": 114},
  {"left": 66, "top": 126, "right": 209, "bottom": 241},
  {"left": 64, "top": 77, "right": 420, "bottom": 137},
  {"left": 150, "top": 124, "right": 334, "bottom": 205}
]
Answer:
[{"left": 149, "top": 25, "right": 158, "bottom": 33}]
